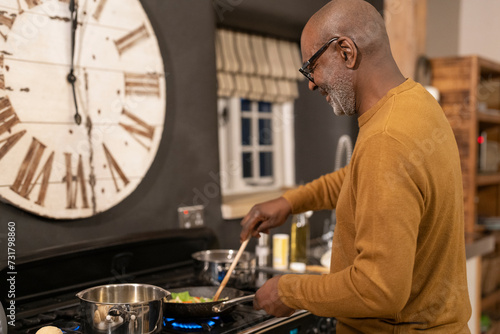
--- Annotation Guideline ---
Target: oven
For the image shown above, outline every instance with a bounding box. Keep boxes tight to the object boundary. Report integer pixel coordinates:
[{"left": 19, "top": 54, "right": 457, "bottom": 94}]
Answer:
[{"left": 1, "top": 227, "right": 336, "bottom": 334}]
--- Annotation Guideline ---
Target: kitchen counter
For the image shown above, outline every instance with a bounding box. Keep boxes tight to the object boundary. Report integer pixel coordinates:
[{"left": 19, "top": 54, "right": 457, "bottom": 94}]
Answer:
[{"left": 256, "top": 233, "right": 495, "bottom": 277}]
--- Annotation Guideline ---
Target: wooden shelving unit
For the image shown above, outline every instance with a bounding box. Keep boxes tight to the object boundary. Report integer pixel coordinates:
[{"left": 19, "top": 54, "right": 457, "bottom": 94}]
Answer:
[
  {"left": 482, "top": 288, "right": 500, "bottom": 311},
  {"left": 431, "top": 55, "right": 500, "bottom": 323},
  {"left": 478, "top": 111, "right": 500, "bottom": 125},
  {"left": 478, "top": 173, "right": 500, "bottom": 187},
  {"left": 431, "top": 55, "right": 500, "bottom": 233}
]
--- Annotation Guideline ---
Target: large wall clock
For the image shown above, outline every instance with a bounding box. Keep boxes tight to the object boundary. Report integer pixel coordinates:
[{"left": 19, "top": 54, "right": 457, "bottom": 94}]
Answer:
[{"left": 0, "top": 0, "right": 166, "bottom": 219}]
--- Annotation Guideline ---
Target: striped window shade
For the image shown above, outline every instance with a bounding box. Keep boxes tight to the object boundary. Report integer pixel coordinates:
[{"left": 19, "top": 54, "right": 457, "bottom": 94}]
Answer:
[{"left": 215, "top": 29, "right": 304, "bottom": 103}]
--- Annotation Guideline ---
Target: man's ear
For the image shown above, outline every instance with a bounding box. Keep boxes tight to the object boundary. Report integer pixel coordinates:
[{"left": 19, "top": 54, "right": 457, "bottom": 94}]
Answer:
[{"left": 336, "top": 37, "right": 357, "bottom": 69}]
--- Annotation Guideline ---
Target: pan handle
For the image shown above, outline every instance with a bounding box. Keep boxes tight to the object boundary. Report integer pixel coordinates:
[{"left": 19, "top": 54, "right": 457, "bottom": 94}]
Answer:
[{"left": 212, "top": 294, "right": 255, "bottom": 313}]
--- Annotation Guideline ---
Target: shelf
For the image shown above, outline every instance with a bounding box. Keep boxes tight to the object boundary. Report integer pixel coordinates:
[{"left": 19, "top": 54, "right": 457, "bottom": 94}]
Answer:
[
  {"left": 482, "top": 288, "right": 500, "bottom": 311},
  {"left": 479, "top": 56, "right": 500, "bottom": 76},
  {"left": 477, "top": 173, "right": 500, "bottom": 186},
  {"left": 478, "top": 110, "right": 500, "bottom": 125}
]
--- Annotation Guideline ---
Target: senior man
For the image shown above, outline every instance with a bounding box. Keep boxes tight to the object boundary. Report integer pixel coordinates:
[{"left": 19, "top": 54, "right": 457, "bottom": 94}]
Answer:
[{"left": 240, "top": 0, "right": 471, "bottom": 333}]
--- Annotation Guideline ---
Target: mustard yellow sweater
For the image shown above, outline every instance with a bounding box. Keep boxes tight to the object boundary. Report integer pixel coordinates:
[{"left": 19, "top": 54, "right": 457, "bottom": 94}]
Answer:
[{"left": 281, "top": 79, "right": 471, "bottom": 333}]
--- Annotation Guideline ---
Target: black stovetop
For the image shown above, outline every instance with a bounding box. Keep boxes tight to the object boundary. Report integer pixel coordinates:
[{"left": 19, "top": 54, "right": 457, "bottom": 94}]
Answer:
[
  {"left": 2, "top": 227, "right": 335, "bottom": 334},
  {"left": 1, "top": 227, "right": 275, "bottom": 334},
  {"left": 9, "top": 292, "right": 273, "bottom": 334}
]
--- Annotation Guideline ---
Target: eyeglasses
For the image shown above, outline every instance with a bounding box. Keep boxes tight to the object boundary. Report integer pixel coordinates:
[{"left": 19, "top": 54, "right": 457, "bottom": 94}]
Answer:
[{"left": 299, "top": 37, "right": 339, "bottom": 83}]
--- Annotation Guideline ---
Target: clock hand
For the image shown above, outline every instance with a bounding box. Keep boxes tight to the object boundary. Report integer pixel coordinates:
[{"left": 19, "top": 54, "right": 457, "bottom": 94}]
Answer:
[
  {"left": 74, "top": 0, "right": 91, "bottom": 70},
  {"left": 69, "top": 78, "right": 81, "bottom": 125},
  {"left": 67, "top": 0, "right": 81, "bottom": 125}
]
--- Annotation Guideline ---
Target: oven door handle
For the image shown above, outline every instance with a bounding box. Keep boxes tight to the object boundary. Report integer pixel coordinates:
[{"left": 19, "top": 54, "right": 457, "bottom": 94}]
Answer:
[{"left": 212, "top": 294, "right": 255, "bottom": 313}]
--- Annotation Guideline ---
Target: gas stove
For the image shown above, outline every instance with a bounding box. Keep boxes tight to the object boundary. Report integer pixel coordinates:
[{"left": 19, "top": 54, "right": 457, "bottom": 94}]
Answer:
[{"left": 1, "top": 227, "right": 336, "bottom": 333}]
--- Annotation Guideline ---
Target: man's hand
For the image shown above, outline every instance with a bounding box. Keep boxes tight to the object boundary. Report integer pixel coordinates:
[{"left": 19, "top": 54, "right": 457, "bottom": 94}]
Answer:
[
  {"left": 253, "top": 275, "right": 295, "bottom": 317},
  {"left": 240, "top": 197, "right": 292, "bottom": 242}
]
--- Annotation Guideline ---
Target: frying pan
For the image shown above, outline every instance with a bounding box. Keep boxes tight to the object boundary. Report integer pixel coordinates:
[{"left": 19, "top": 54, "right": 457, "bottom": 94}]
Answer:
[{"left": 163, "top": 286, "right": 254, "bottom": 318}]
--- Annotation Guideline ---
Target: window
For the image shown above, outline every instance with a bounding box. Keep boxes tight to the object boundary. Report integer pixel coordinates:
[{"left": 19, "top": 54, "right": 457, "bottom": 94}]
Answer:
[
  {"left": 218, "top": 97, "right": 295, "bottom": 195},
  {"left": 215, "top": 29, "right": 302, "bottom": 216}
]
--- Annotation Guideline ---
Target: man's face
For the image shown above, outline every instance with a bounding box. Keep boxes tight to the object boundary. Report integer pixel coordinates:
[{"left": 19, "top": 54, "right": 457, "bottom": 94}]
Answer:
[{"left": 301, "top": 29, "right": 357, "bottom": 116}]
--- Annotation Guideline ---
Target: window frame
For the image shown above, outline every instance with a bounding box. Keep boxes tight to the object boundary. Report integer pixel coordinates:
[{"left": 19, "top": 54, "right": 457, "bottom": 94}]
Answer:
[{"left": 218, "top": 97, "right": 295, "bottom": 196}]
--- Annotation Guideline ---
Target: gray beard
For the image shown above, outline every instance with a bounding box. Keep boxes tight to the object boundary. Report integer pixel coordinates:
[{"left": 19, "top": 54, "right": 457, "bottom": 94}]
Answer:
[{"left": 325, "top": 73, "right": 356, "bottom": 116}]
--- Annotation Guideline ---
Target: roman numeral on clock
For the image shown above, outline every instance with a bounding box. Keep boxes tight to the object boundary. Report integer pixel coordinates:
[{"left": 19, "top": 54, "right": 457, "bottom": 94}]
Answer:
[
  {"left": 119, "top": 108, "right": 155, "bottom": 151},
  {"left": 114, "top": 24, "right": 149, "bottom": 55},
  {"left": 0, "top": 97, "right": 25, "bottom": 161},
  {"left": 22, "top": 0, "right": 42, "bottom": 9},
  {"left": 92, "top": 0, "right": 108, "bottom": 21},
  {"left": 0, "top": 130, "right": 25, "bottom": 161},
  {"left": 64, "top": 153, "right": 90, "bottom": 209},
  {"left": 124, "top": 73, "right": 160, "bottom": 97},
  {"left": 0, "top": 11, "right": 16, "bottom": 29},
  {"left": 0, "top": 55, "right": 4, "bottom": 89},
  {"left": 10, "top": 137, "right": 54, "bottom": 206},
  {"left": 0, "top": 97, "right": 20, "bottom": 135},
  {"left": 102, "top": 143, "right": 129, "bottom": 192}
]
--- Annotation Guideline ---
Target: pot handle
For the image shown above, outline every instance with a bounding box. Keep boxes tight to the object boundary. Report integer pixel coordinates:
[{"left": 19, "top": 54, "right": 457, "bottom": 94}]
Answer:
[
  {"left": 106, "top": 307, "right": 137, "bottom": 322},
  {"left": 161, "top": 288, "right": 172, "bottom": 302},
  {"left": 212, "top": 294, "right": 255, "bottom": 313}
]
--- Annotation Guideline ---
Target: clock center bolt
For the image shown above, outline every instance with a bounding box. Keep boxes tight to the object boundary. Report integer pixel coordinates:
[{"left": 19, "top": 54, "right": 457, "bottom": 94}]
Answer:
[{"left": 67, "top": 72, "right": 77, "bottom": 83}]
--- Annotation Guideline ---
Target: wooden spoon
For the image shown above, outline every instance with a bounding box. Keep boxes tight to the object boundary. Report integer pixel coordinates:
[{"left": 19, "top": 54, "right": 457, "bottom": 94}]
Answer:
[{"left": 212, "top": 238, "right": 250, "bottom": 301}]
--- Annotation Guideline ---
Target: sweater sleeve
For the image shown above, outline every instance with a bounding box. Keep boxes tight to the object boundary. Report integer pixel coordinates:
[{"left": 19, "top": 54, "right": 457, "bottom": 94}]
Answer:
[
  {"left": 282, "top": 166, "right": 347, "bottom": 214},
  {"left": 278, "top": 133, "right": 425, "bottom": 318}
]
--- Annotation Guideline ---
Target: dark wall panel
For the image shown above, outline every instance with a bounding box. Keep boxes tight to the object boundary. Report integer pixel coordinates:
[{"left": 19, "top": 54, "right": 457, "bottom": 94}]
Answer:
[
  {"left": 0, "top": 0, "right": 382, "bottom": 261},
  {"left": 0, "top": 0, "right": 224, "bottom": 260},
  {"left": 215, "top": 0, "right": 330, "bottom": 40}
]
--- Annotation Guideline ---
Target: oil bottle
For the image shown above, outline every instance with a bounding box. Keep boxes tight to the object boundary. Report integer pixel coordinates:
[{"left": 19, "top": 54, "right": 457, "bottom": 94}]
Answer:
[{"left": 290, "top": 211, "right": 312, "bottom": 272}]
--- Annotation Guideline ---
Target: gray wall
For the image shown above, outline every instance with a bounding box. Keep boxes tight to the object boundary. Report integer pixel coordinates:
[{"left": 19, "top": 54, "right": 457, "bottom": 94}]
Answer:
[
  {"left": 1, "top": 0, "right": 377, "bottom": 262},
  {"left": 426, "top": 0, "right": 460, "bottom": 58}
]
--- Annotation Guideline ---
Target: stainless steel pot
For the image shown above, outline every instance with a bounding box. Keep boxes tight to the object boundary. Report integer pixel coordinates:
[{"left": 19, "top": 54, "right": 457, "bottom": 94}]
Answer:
[
  {"left": 76, "top": 283, "right": 171, "bottom": 334},
  {"left": 192, "top": 249, "right": 256, "bottom": 289}
]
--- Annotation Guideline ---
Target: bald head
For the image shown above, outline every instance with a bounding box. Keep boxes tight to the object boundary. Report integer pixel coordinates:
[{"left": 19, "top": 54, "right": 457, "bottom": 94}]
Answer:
[
  {"left": 300, "top": 0, "right": 405, "bottom": 116},
  {"left": 303, "top": 0, "right": 392, "bottom": 60}
]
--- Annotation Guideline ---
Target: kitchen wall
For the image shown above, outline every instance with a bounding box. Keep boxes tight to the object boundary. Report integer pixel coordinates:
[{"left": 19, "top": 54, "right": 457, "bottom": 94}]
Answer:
[
  {"left": 458, "top": 0, "right": 500, "bottom": 62},
  {"left": 426, "top": 0, "right": 460, "bottom": 58},
  {"left": 427, "top": 0, "right": 500, "bottom": 64},
  {"left": 1, "top": 0, "right": 224, "bottom": 261},
  {"left": 1, "top": 0, "right": 378, "bottom": 263}
]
